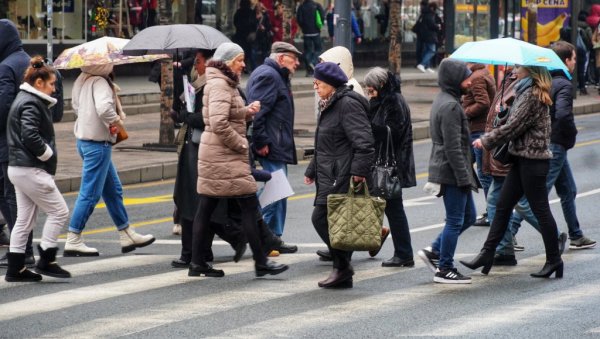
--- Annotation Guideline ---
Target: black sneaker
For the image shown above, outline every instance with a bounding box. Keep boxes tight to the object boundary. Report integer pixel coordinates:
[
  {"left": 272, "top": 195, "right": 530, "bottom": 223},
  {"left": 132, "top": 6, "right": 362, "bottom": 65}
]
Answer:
[
  {"left": 417, "top": 247, "right": 439, "bottom": 273},
  {"left": 434, "top": 268, "right": 472, "bottom": 284}
]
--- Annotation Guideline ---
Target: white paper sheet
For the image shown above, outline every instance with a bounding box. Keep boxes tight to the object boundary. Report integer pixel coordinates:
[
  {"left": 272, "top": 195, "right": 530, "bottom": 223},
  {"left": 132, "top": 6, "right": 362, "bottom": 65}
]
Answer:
[
  {"left": 182, "top": 75, "right": 195, "bottom": 113},
  {"left": 258, "top": 169, "right": 295, "bottom": 207}
]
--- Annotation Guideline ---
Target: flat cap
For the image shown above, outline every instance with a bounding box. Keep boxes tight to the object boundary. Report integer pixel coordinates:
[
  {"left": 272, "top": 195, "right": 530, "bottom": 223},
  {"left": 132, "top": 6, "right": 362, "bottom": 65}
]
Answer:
[{"left": 271, "top": 41, "right": 302, "bottom": 56}]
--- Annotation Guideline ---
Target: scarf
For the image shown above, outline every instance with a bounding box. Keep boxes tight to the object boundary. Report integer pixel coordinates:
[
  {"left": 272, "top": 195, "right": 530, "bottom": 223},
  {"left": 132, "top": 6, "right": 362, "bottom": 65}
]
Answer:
[
  {"left": 318, "top": 91, "right": 335, "bottom": 113},
  {"left": 514, "top": 76, "right": 533, "bottom": 96}
]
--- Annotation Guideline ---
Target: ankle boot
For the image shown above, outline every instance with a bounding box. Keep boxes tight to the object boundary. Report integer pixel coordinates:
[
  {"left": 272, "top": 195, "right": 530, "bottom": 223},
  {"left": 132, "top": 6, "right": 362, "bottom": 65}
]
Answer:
[
  {"left": 64, "top": 232, "right": 99, "bottom": 257},
  {"left": 119, "top": 227, "right": 155, "bottom": 253},
  {"left": 318, "top": 266, "right": 354, "bottom": 288},
  {"left": 531, "top": 259, "right": 563, "bottom": 278},
  {"left": 35, "top": 245, "right": 71, "bottom": 279},
  {"left": 5, "top": 252, "right": 42, "bottom": 282},
  {"left": 459, "top": 249, "right": 495, "bottom": 275}
]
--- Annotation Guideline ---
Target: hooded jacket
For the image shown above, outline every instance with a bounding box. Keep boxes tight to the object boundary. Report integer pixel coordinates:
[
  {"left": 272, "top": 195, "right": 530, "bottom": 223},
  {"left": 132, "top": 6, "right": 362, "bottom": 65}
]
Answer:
[
  {"left": 319, "top": 46, "right": 364, "bottom": 97},
  {"left": 305, "top": 86, "right": 374, "bottom": 205},
  {"left": 72, "top": 64, "right": 122, "bottom": 142},
  {"left": 7, "top": 83, "right": 58, "bottom": 175},
  {"left": 428, "top": 59, "right": 478, "bottom": 190},
  {"left": 246, "top": 58, "right": 297, "bottom": 164},
  {"left": 462, "top": 63, "right": 496, "bottom": 133},
  {"left": 549, "top": 70, "right": 577, "bottom": 150},
  {"left": 0, "top": 19, "right": 30, "bottom": 162},
  {"left": 197, "top": 61, "right": 257, "bottom": 197}
]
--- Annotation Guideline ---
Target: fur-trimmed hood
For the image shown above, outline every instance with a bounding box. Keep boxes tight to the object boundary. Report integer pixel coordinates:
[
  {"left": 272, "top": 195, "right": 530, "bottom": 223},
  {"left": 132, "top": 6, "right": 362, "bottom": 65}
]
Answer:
[{"left": 206, "top": 60, "right": 239, "bottom": 86}]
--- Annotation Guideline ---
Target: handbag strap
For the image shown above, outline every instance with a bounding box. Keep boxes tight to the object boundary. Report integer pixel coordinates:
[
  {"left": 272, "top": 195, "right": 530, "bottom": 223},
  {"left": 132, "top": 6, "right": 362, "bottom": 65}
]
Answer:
[
  {"left": 384, "top": 126, "right": 396, "bottom": 167},
  {"left": 347, "top": 178, "right": 371, "bottom": 198}
]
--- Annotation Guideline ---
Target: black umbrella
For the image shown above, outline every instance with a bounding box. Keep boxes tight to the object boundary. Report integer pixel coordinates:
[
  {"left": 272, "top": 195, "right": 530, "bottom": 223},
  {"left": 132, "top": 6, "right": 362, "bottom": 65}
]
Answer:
[{"left": 122, "top": 24, "right": 230, "bottom": 56}]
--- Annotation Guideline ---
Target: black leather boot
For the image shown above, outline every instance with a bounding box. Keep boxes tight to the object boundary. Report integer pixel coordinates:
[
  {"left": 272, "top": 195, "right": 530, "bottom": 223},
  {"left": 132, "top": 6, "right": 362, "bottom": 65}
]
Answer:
[
  {"left": 5, "top": 252, "right": 42, "bottom": 282},
  {"left": 35, "top": 245, "right": 71, "bottom": 278},
  {"left": 318, "top": 266, "right": 354, "bottom": 288},
  {"left": 531, "top": 259, "right": 563, "bottom": 278},
  {"left": 255, "top": 260, "right": 288, "bottom": 277},
  {"left": 459, "top": 249, "right": 495, "bottom": 275}
]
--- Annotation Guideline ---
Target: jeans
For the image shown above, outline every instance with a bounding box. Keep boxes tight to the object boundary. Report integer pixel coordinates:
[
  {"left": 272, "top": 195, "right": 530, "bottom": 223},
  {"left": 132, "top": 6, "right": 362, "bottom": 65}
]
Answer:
[
  {"left": 69, "top": 140, "right": 129, "bottom": 233},
  {"left": 258, "top": 159, "right": 287, "bottom": 237},
  {"left": 483, "top": 157, "right": 560, "bottom": 262},
  {"left": 508, "top": 143, "right": 582, "bottom": 239},
  {"left": 303, "top": 35, "right": 322, "bottom": 71},
  {"left": 8, "top": 166, "right": 69, "bottom": 253},
  {"left": 418, "top": 43, "right": 437, "bottom": 69},
  {"left": 386, "top": 193, "right": 413, "bottom": 260},
  {"left": 431, "top": 185, "right": 476, "bottom": 269},
  {"left": 470, "top": 132, "right": 492, "bottom": 197}
]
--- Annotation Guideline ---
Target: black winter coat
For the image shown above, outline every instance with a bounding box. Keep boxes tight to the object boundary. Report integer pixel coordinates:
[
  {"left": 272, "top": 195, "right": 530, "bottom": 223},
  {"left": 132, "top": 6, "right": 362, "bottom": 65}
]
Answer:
[
  {"left": 296, "top": 0, "right": 325, "bottom": 35},
  {"left": 7, "top": 88, "right": 57, "bottom": 175},
  {"left": 0, "top": 19, "right": 30, "bottom": 163},
  {"left": 549, "top": 71, "right": 577, "bottom": 150},
  {"left": 305, "top": 86, "right": 375, "bottom": 205},
  {"left": 247, "top": 58, "right": 297, "bottom": 164},
  {"left": 416, "top": 8, "right": 439, "bottom": 44},
  {"left": 369, "top": 87, "right": 416, "bottom": 189}
]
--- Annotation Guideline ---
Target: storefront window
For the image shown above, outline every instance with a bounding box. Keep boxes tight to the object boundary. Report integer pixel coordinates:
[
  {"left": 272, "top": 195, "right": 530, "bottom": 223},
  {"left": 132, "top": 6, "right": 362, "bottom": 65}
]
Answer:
[{"left": 454, "top": 0, "right": 491, "bottom": 48}]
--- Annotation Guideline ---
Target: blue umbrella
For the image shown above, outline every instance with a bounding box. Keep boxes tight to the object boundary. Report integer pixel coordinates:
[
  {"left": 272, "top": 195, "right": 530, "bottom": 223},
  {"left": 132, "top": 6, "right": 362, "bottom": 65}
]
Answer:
[{"left": 450, "top": 37, "right": 571, "bottom": 79}]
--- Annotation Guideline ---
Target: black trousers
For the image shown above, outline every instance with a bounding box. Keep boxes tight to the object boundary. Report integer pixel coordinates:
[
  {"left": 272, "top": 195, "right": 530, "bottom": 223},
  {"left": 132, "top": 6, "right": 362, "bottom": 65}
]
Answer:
[
  {"left": 312, "top": 205, "right": 351, "bottom": 270},
  {"left": 0, "top": 162, "right": 33, "bottom": 255},
  {"left": 483, "top": 157, "right": 560, "bottom": 261},
  {"left": 192, "top": 195, "right": 266, "bottom": 266},
  {"left": 180, "top": 216, "right": 245, "bottom": 262}
]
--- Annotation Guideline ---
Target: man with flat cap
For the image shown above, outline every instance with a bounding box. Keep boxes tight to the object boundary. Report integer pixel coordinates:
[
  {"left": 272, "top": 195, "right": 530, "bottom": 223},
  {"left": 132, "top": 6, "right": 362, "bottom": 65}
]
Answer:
[{"left": 246, "top": 41, "right": 301, "bottom": 255}]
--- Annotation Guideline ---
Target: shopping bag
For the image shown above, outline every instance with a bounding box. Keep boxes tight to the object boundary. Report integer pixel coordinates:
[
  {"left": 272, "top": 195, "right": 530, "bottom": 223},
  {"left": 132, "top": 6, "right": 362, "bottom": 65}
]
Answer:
[{"left": 327, "top": 180, "right": 386, "bottom": 251}]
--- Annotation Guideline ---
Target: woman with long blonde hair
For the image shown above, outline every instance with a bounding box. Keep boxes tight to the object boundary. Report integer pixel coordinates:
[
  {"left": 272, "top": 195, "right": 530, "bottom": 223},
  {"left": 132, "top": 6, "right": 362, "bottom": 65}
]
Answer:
[{"left": 461, "top": 65, "right": 563, "bottom": 279}]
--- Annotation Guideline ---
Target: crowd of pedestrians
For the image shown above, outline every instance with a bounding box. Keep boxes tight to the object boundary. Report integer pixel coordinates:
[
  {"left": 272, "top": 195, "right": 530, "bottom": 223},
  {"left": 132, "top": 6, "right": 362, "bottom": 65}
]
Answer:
[{"left": 0, "top": 4, "right": 597, "bottom": 289}]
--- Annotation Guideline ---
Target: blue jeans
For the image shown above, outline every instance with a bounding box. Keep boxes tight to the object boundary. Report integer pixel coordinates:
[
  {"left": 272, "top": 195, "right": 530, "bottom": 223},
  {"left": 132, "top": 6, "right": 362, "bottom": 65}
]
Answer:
[
  {"left": 470, "top": 132, "right": 492, "bottom": 197},
  {"left": 303, "top": 35, "right": 322, "bottom": 71},
  {"left": 258, "top": 158, "right": 287, "bottom": 237},
  {"left": 432, "top": 185, "right": 476, "bottom": 269},
  {"left": 508, "top": 143, "right": 582, "bottom": 239},
  {"left": 68, "top": 140, "right": 129, "bottom": 233},
  {"left": 385, "top": 192, "right": 413, "bottom": 260},
  {"left": 419, "top": 43, "right": 437, "bottom": 69}
]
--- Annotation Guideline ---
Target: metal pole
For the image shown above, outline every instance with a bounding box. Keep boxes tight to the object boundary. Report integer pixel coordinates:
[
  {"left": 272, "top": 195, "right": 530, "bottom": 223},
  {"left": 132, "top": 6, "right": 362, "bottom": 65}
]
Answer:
[
  {"left": 47, "top": 0, "right": 53, "bottom": 63},
  {"left": 572, "top": 0, "right": 580, "bottom": 99},
  {"left": 334, "top": 0, "right": 352, "bottom": 50},
  {"left": 119, "top": 0, "right": 123, "bottom": 37}
]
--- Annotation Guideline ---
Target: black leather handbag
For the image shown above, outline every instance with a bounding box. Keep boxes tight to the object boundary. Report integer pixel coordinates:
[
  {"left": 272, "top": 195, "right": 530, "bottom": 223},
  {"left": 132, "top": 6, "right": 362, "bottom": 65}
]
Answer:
[
  {"left": 371, "top": 126, "right": 402, "bottom": 199},
  {"left": 492, "top": 141, "right": 513, "bottom": 165}
]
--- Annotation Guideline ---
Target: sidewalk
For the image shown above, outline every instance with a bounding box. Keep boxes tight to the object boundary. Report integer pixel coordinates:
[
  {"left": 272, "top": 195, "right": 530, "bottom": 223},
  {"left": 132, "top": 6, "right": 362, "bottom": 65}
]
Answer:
[{"left": 54, "top": 67, "right": 600, "bottom": 193}]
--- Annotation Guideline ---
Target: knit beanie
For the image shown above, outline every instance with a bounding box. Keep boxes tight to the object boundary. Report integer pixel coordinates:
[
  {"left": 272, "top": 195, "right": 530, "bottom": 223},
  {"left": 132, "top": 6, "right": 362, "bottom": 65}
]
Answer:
[
  {"left": 314, "top": 62, "right": 348, "bottom": 88},
  {"left": 212, "top": 42, "right": 244, "bottom": 63}
]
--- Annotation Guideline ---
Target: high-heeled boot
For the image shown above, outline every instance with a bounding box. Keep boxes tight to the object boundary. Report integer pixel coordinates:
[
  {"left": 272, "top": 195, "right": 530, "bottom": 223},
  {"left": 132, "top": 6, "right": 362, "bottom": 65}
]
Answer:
[
  {"left": 459, "top": 249, "right": 495, "bottom": 275},
  {"left": 531, "top": 259, "right": 563, "bottom": 278}
]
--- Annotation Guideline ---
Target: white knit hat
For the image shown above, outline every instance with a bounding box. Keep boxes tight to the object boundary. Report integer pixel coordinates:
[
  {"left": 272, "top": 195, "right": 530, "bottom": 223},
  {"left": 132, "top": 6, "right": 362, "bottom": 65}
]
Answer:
[{"left": 212, "top": 42, "right": 244, "bottom": 63}]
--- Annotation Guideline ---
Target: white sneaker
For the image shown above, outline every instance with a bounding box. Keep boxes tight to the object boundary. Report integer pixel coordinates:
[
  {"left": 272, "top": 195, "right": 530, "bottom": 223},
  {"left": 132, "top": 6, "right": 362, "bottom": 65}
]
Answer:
[
  {"left": 172, "top": 224, "right": 182, "bottom": 235},
  {"left": 426, "top": 68, "right": 436, "bottom": 73},
  {"left": 416, "top": 64, "right": 426, "bottom": 73},
  {"left": 119, "top": 227, "right": 155, "bottom": 253},
  {"left": 64, "top": 232, "right": 99, "bottom": 257}
]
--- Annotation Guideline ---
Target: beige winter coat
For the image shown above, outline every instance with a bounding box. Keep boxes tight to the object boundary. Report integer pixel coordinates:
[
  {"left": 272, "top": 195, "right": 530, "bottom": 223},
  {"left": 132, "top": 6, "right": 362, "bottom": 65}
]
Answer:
[{"left": 196, "top": 62, "right": 257, "bottom": 197}]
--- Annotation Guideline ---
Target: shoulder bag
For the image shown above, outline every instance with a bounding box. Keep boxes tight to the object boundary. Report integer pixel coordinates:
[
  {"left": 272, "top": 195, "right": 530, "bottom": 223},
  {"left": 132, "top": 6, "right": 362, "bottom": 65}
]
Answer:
[
  {"left": 491, "top": 105, "right": 513, "bottom": 165},
  {"left": 327, "top": 180, "right": 386, "bottom": 251},
  {"left": 371, "top": 126, "right": 402, "bottom": 199}
]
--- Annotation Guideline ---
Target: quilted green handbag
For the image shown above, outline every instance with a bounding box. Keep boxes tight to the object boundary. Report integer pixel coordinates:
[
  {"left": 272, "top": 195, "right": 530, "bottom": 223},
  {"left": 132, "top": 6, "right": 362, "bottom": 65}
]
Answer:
[{"left": 327, "top": 179, "right": 387, "bottom": 251}]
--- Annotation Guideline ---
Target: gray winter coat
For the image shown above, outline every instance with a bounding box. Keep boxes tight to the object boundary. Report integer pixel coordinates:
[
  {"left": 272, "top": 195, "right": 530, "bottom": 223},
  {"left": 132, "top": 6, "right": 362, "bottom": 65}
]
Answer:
[{"left": 427, "top": 59, "right": 478, "bottom": 190}]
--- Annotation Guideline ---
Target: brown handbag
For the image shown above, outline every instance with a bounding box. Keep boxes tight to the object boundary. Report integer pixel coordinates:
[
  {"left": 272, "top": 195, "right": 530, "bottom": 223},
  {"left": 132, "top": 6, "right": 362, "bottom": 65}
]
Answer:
[{"left": 114, "top": 125, "right": 128, "bottom": 144}]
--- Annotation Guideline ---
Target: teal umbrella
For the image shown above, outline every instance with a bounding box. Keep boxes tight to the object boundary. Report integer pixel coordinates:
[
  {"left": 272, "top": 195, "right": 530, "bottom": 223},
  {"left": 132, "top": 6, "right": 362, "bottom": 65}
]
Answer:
[{"left": 450, "top": 38, "right": 571, "bottom": 79}]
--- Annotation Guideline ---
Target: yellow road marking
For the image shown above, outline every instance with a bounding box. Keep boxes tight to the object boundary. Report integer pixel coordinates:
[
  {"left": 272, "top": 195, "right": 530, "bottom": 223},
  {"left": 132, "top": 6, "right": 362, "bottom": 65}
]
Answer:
[
  {"left": 58, "top": 217, "right": 173, "bottom": 239},
  {"left": 96, "top": 194, "right": 172, "bottom": 209}
]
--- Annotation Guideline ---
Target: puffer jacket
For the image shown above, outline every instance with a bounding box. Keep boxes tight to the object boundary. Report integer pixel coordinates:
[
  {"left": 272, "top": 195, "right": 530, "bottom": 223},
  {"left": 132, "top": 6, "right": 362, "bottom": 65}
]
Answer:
[
  {"left": 0, "top": 19, "right": 30, "bottom": 163},
  {"left": 7, "top": 83, "right": 58, "bottom": 175},
  {"left": 197, "top": 61, "right": 257, "bottom": 197},
  {"left": 462, "top": 63, "right": 496, "bottom": 133},
  {"left": 305, "top": 86, "right": 374, "bottom": 205},
  {"left": 428, "top": 59, "right": 478, "bottom": 190},
  {"left": 481, "top": 78, "right": 552, "bottom": 160},
  {"left": 549, "top": 71, "right": 577, "bottom": 150}
]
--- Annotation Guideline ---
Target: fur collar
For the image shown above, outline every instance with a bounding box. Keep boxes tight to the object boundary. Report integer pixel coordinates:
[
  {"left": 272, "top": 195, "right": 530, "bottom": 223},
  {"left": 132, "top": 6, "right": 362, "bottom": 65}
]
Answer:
[
  {"left": 206, "top": 60, "right": 239, "bottom": 85},
  {"left": 20, "top": 83, "right": 57, "bottom": 108}
]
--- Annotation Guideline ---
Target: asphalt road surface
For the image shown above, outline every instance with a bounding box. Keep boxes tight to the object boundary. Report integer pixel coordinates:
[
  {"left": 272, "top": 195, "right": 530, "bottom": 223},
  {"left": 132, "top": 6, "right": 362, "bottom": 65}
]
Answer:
[{"left": 1, "top": 113, "right": 600, "bottom": 338}]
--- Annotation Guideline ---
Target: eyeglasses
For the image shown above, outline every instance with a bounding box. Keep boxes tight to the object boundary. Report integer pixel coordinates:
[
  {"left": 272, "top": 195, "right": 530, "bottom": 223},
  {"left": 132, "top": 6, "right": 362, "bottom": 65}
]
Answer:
[
  {"left": 366, "top": 88, "right": 376, "bottom": 96},
  {"left": 313, "top": 80, "right": 322, "bottom": 87}
]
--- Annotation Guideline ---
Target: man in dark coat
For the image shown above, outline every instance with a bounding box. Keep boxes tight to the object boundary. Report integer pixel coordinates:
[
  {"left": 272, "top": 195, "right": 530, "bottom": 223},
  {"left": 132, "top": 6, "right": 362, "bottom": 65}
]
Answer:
[
  {"left": 415, "top": 1, "right": 441, "bottom": 73},
  {"left": 247, "top": 42, "right": 302, "bottom": 254},
  {"left": 296, "top": 0, "right": 325, "bottom": 76},
  {"left": 0, "top": 19, "right": 33, "bottom": 265},
  {"left": 418, "top": 58, "right": 477, "bottom": 284}
]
